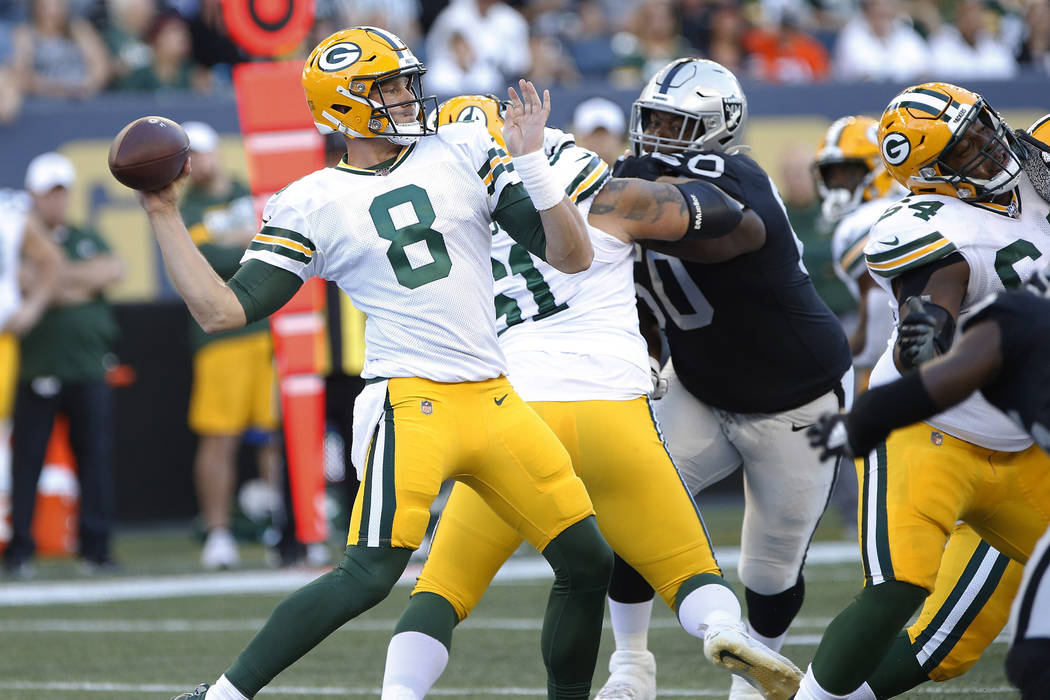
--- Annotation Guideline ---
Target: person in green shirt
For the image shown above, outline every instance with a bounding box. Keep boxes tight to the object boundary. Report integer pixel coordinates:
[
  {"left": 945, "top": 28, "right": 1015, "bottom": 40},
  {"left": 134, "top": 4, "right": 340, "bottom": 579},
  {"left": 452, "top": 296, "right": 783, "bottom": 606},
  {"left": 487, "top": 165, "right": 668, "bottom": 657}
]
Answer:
[
  {"left": 3, "top": 152, "right": 124, "bottom": 579},
  {"left": 179, "top": 121, "right": 280, "bottom": 570}
]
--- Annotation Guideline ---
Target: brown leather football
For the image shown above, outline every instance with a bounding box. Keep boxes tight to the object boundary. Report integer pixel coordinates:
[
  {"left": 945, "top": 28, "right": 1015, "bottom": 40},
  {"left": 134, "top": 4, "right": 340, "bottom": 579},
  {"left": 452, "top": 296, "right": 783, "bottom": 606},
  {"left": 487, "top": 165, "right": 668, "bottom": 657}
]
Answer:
[{"left": 108, "top": 116, "right": 190, "bottom": 191}]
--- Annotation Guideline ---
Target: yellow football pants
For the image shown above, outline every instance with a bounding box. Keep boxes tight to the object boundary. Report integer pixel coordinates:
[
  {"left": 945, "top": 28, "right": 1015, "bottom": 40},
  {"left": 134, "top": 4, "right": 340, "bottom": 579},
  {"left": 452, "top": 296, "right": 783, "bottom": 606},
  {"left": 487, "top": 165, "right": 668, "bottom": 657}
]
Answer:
[
  {"left": 413, "top": 397, "right": 721, "bottom": 620},
  {"left": 905, "top": 522, "right": 1023, "bottom": 681},
  {"left": 346, "top": 376, "right": 594, "bottom": 553}
]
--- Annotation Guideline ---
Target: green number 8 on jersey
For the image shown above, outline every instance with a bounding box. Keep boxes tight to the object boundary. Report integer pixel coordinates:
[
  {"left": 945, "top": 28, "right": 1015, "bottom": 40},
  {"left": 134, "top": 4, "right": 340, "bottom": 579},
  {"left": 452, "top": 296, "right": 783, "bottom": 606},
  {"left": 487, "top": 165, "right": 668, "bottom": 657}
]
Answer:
[{"left": 370, "top": 185, "right": 452, "bottom": 289}]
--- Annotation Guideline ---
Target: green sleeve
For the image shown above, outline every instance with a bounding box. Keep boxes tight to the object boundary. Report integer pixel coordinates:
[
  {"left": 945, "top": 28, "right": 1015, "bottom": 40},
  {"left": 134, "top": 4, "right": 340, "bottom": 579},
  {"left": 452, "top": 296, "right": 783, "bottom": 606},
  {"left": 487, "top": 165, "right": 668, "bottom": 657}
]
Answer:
[
  {"left": 492, "top": 182, "right": 547, "bottom": 261},
  {"left": 227, "top": 259, "right": 304, "bottom": 324}
]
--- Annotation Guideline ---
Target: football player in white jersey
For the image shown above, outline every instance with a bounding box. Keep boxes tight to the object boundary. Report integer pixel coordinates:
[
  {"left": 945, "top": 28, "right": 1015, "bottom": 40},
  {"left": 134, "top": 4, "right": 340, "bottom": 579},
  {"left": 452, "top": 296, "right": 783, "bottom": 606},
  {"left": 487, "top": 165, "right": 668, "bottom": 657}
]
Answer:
[
  {"left": 377, "top": 95, "right": 802, "bottom": 700},
  {"left": 794, "top": 84, "right": 1050, "bottom": 700},
  {"left": 0, "top": 189, "right": 60, "bottom": 508},
  {"left": 813, "top": 115, "right": 904, "bottom": 387},
  {"left": 152, "top": 26, "right": 617, "bottom": 700}
]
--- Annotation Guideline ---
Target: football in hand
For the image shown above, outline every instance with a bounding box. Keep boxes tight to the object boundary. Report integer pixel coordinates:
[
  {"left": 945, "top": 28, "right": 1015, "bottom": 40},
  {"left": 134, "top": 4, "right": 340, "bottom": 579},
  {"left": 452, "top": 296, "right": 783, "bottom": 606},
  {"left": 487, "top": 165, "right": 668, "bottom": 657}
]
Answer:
[{"left": 108, "top": 116, "right": 189, "bottom": 191}]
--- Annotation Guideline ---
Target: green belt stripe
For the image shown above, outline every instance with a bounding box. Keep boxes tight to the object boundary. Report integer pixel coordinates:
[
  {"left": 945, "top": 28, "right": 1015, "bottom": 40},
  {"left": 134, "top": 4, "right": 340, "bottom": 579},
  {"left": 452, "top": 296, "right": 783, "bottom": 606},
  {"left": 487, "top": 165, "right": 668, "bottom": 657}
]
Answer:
[
  {"left": 378, "top": 391, "right": 397, "bottom": 543},
  {"left": 916, "top": 545, "right": 1010, "bottom": 673},
  {"left": 866, "top": 232, "right": 944, "bottom": 264},
  {"left": 564, "top": 157, "right": 602, "bottom": 197},
  {"left": 874, "top": 442, "right": 894, "bottom": 580},
  {"left": 646, "top": 397, "right": 718, "bottom": 568},
  {"left": 860, "top": 450, "right": 872, "bottom": 579},
  {"left": 248, "top": 240, "right": 311, "bottom": 264},
  {"left": 870, "top": 243, "right": 958, "bottom": 278},
  {"left": 356, "top": 420, "right": 381, "bottom": 544},
  {"left": 259, "top": 225, "right": 316, "bottom": 252}
]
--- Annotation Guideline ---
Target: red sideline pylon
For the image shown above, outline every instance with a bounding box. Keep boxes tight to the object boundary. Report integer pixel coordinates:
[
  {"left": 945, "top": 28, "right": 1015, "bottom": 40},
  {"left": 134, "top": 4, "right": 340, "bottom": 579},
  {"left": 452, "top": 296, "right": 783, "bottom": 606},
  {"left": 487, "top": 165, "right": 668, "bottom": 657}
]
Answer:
[{"left": 233, "top": 61, "right": 328, "bottom": 544}]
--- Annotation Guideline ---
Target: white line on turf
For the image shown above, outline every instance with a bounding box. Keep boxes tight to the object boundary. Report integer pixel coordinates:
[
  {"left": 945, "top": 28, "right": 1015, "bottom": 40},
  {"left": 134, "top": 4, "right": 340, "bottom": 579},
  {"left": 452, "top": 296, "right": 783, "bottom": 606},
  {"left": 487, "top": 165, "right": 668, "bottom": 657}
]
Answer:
[
  {"left": 0, "top": 681, "right": 1016, "bottom": 696},
  {"left": 0, "top": 542, "right": 860, "bottom": 606}
]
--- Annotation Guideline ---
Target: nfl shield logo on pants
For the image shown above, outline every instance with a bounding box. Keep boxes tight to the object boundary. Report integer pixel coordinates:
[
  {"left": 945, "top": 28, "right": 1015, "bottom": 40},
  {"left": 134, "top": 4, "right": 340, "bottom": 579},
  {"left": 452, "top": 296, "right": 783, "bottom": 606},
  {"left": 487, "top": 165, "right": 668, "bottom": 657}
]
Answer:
[{"left": 420, "top": 400, "right": 433, "bottom": 415}]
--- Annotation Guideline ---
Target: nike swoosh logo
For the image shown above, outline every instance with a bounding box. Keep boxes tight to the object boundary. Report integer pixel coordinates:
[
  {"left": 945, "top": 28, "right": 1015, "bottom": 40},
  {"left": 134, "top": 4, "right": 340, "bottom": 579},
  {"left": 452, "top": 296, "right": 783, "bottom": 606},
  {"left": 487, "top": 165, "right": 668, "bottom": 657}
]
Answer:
[
  {"left": 790, "top": 424, "right": 812, "bottom": 432},
  {"left": 494, "top": 394, "right": 508, "bottom": 406},
  {"left": 718, "top": 650, "right": 751, "bottom": 667},
  {"left": 882, "top": 236, "right": 900, "bottom": 245}
]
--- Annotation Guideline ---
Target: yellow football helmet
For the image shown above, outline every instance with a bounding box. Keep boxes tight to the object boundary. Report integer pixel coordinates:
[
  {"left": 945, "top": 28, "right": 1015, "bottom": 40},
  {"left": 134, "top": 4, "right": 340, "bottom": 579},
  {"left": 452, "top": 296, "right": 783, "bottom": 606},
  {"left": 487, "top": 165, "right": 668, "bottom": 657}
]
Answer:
[
  {"left": 877, "top": 82, "right": 1024, "bottom": 201},
  {"left": 302, "top": 26, "right": 436, "bottom": 142},
  {"left": 813, "top": 115, "right": 897, "bottom": 223},
  {"left": 431, "top": 94, "right": 508, "bottom": 148},
  {"left": 1027, "top": 113, "right": 1050, "bottom": 162}
]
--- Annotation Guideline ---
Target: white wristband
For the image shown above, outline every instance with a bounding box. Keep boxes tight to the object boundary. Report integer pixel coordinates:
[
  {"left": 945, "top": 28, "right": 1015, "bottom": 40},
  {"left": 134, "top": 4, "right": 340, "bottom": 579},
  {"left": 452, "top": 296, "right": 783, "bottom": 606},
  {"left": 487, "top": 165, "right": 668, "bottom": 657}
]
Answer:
[{"left": 513, "top": 149, "right": 564, "bottom": 211}]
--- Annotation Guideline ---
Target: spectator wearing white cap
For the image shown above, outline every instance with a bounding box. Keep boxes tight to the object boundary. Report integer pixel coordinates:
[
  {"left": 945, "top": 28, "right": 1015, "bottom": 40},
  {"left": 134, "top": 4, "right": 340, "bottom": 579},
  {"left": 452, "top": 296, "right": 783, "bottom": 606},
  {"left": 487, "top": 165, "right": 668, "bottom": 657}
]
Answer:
[
  {"left": 572, "top": 96, "right": 627, "bottom": 168},
  {"left": 178, "top": 122, "right": 280, "bottom": 570},
  {"left": 3, "top": 152, "right": 124, "bottom": 579}
]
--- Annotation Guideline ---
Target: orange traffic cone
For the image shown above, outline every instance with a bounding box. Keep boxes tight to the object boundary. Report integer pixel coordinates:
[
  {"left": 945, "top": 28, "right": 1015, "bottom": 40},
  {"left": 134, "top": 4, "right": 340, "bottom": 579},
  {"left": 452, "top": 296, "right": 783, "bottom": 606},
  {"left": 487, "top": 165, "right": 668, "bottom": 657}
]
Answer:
[{"left": 32, "top": 415, "right": 79, "bottom": 556}]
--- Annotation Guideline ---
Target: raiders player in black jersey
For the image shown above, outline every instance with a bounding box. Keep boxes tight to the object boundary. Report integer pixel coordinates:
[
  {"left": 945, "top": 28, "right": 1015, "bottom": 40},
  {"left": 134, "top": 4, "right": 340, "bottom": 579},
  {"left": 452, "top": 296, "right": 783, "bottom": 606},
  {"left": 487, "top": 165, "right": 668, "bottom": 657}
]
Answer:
[
  {"left": 591, "top": 58, "right": 852, "bottom": 700},
  {"left": 809, "top": 270, "right": 1050, "bottom": 700}
]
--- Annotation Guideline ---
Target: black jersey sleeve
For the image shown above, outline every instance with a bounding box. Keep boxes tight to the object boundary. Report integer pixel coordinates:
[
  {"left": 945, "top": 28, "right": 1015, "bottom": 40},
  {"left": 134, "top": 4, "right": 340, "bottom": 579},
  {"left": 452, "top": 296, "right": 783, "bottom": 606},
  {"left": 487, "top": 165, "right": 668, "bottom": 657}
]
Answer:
[{"left": 966, "top": 290, "right": 1050, "bottom": 452}]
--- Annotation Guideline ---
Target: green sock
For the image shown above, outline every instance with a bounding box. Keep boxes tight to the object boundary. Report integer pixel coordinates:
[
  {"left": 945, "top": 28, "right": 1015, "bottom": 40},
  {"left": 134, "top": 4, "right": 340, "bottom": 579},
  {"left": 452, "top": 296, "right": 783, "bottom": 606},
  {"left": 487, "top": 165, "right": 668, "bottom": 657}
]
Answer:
[
  {"left": 394, "top": 591, "right": 460, "bottom": 650},
  {"left": 812, "top": 581, "right": 927, "bottom": 695},
  {"left": 226, "top": 545, "right": 412, "bottom": 697},
  {"left": 866, "top": 632, "right": 930, "bottom": 698},
  {"left": 539, "top": 516, "right": 613, "bottom": 700}
]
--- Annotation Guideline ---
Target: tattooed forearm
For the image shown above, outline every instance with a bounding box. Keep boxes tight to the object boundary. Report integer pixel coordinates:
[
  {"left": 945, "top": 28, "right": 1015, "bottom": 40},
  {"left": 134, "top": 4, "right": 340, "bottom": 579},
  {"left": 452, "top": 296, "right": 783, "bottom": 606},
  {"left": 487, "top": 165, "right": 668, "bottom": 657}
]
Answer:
[{"left": 591, "top": 178, "right": 687, "bottom": 222}]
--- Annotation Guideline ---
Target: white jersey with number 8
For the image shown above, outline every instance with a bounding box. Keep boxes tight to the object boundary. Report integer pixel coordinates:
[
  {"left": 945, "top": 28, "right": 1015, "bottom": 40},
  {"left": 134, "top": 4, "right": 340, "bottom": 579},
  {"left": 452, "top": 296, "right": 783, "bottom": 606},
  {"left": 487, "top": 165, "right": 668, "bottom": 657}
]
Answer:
[{"left": 242, "top": 122, "right": 523, "bottom": 383}]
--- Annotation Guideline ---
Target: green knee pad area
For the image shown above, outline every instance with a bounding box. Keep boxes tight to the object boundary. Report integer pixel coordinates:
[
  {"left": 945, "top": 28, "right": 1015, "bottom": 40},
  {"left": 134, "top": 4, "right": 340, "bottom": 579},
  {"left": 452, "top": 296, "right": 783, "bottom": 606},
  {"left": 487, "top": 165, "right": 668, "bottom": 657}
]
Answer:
[
  {"left": 812, "top": 580, "right": 927, "bottom": 695},
  {"left": 540, "top": 516, "right": 614, "bottom": 700},
  {"left": 395, "top": 591, "right": 460, "bottom": 650}
]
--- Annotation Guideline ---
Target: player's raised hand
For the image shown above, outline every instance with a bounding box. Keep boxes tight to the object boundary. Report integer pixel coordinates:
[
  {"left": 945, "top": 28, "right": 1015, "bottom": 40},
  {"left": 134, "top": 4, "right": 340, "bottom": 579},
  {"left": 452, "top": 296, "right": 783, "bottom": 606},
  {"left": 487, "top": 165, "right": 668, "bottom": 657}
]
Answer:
[{"left": 502, "top": 79, "right": 550, "bottom": 156}]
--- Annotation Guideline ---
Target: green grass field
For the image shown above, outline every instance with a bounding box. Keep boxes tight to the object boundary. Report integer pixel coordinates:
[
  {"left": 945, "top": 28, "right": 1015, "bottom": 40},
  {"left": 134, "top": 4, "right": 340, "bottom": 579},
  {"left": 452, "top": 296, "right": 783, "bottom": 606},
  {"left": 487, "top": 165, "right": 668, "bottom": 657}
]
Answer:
[{"left": 0, "top": 498, "right": 1019, "bottom": 698}]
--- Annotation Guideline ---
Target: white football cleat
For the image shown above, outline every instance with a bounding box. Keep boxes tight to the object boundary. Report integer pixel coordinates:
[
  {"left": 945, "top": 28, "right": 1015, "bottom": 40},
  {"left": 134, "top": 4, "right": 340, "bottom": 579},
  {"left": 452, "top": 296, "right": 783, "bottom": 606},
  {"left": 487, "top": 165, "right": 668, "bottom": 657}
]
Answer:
[
  {"left": 594, "top": 650, "right": 656, "bottom": 700},
  {"left": 704, "top": 622, "right": 801, "bottom": 700},
  {"left": 201, "top": 528, "right": 239, "bottom": 570},
  {"left": 729, "top": 672, "right": 767, "bottom": 700}
]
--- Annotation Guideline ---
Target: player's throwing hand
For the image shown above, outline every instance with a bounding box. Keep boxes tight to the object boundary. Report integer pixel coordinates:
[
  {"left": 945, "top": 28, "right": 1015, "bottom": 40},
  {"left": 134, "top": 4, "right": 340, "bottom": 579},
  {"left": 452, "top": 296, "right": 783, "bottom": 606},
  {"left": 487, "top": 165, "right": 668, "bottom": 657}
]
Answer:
[{"left": 502, "top": 79, "right": 550, "bottom": 157}]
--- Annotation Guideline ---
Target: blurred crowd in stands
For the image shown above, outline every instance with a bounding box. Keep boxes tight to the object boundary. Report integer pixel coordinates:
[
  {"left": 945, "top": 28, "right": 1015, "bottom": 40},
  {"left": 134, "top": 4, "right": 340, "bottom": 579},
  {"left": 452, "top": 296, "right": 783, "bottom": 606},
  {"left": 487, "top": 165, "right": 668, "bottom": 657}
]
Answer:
[{"left": 0, "top": 0, "right": 1048, "bottom": 123}]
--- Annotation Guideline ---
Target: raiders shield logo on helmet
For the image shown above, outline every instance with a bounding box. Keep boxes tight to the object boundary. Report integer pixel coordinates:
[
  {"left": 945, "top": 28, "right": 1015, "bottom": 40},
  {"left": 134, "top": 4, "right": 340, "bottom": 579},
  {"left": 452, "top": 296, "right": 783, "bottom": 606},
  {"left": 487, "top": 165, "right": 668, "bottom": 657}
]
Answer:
[{"left": 724, "top": 99, "right": 744, "bottom": 131}]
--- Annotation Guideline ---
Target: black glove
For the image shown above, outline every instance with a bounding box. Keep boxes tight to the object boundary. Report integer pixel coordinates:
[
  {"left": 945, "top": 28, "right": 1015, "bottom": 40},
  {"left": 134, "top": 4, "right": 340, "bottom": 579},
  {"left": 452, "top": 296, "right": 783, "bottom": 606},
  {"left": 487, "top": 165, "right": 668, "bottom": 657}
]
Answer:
[
  {"left": 1027, "top": 267, "right": 1050, "bottom": 298},
  {"left": 612, "top": 154, "right": 668, "bottom": 180},
  {"left": 898, "top": 296, "right": 941, "bottom": 369},
  {"left": 806, "top": 412, "right": 854, "bottom": 461}
]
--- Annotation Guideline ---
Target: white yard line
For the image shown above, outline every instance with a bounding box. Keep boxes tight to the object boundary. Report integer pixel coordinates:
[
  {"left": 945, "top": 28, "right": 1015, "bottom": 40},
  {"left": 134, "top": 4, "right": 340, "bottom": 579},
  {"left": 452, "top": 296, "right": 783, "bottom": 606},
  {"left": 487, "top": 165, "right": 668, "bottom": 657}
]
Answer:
[
  {"left": 0, "top": 543, "right": 860, "bottom": 606},
  {"left": 0, "top": 680, "right": 1014, "bottom": 696}
]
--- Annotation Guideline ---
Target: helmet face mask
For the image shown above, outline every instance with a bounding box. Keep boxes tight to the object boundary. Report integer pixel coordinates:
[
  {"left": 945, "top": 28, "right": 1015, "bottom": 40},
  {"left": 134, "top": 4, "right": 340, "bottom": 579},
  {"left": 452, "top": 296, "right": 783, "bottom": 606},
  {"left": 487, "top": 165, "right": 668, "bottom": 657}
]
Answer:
[
  {"left": 922, "top": 103, "right": 1024, "bottom": 200},
  {"left": 629, "top": 58, "right": 748, "bottom": 156},
  {"left": 303, "top": 26, "right": 438, "bottom": 143},
  {"left": 879, "top": 83, "right": 1023, "bottom": 201},
  {"left": 813, "top": 115, "right": 895, "bottom": 223}
]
